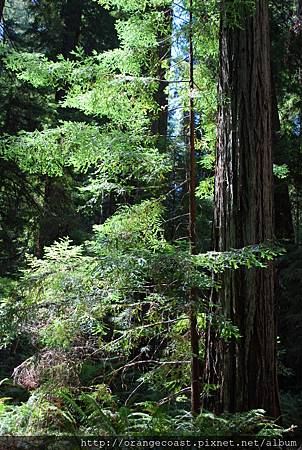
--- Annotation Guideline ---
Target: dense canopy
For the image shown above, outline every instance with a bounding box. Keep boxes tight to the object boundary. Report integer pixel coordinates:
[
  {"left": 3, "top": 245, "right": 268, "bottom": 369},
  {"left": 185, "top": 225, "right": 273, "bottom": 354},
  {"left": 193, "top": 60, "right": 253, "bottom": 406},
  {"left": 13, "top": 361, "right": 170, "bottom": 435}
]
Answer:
[{"left": 0, "top": 0, "right": 301, "bottom": 441}]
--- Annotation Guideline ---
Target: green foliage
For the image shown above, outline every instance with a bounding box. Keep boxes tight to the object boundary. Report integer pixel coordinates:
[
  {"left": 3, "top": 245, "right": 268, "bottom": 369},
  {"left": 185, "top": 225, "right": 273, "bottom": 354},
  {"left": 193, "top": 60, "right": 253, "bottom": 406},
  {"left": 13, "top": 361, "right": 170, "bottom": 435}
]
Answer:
[
  {"left": 0, "top": 0, "right": 296, "bottom": 438},
  {"left": 196, "top": 177, "right": 214, "bottom": 200},
  {"left": 195, "top": 409, "right": 283, "bottom": 437},
  {"left": 64, "top": 77, "right": 158, "bottom": 131},
  {"left": 281, "top": 392, "right": 302, "bottom": 429},
  {"left": 92, "top": 200, "right": 167, "bottom": 252},
  {"left": 5, "top": 49, "right": 74, "bottom": 89},
  {"left": 273, "top": 164, "right": 290, "bottom": 180},
  {"left": 223, "top": 0, "right": 256, "bottom": 29},
  {"left": 195, "top": 244, "right": 285, "bottom": 273},
  {"left": 0, "top": 207, "right": 284, "bottom": 405},
  {"left": 98, "top": 0, "right": 171, "bottom": 13},
  {"left": 0, "top": 279, "right": 26, "bottom": 349},
  {"left": 0, "top": 387, "right": 284, "bottom": 436},
  {"left": 1, "top": 122, "right": 170, "bottom": 187}
]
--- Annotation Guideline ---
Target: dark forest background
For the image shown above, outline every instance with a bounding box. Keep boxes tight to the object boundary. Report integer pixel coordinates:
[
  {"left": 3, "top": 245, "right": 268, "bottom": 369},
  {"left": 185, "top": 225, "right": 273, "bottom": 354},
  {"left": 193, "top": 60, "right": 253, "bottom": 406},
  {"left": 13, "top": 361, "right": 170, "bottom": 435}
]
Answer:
[{"left": 0, "top": 0, "right": 302, "bottom": 437}]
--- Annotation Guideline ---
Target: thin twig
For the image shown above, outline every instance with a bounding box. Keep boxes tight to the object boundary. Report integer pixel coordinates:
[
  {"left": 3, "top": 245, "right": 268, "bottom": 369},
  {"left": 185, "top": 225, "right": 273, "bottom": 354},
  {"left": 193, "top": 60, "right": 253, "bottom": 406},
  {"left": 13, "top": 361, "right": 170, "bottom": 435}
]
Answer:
[
  {"left": 110, "top": 359, "right": 190, "bottom": 377},
  {"left": 157, "top": 386, "right": 191, "bottom": 406}
]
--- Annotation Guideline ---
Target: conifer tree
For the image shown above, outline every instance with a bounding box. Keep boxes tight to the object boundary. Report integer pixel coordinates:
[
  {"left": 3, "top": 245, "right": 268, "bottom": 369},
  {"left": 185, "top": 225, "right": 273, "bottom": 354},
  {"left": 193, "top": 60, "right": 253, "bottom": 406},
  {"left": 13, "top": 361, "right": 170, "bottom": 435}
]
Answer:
[{"left": 205, "top": 0, "right": 280, "bottom": 417}]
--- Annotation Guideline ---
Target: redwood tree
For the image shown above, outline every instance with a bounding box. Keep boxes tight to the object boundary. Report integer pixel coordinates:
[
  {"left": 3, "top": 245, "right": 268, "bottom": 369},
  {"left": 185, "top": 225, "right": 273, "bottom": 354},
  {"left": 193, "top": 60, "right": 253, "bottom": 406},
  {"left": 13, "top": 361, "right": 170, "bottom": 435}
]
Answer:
[{"left": 205, "top": 0, "right": 280, "bottom": 417}]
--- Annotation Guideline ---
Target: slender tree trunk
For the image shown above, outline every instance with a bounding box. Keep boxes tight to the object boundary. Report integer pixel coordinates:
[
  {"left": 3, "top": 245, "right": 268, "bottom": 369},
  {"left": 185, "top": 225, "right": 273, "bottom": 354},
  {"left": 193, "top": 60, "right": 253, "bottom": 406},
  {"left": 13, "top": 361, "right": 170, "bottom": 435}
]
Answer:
[
  {"left": 205, "top": 0, "right": 280, "bottom": 417},
  {"left": 188, "top": 0, "right": 201, "bottom": 416}
]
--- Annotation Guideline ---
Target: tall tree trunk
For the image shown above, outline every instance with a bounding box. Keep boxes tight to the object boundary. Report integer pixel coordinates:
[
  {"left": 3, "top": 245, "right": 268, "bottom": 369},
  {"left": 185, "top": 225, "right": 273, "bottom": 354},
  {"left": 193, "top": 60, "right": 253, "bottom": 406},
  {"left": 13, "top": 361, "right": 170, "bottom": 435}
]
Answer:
[
  {"left": 205, "top": 0, "right": 280, "bottom": 417},
  {"left": 188, "top": 0, "right": 201, "bottom": 415}
]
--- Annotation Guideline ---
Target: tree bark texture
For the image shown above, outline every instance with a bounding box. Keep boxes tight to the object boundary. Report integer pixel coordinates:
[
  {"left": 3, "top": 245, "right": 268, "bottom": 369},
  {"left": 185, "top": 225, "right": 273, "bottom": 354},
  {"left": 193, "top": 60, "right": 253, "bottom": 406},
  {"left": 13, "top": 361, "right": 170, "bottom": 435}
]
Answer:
[{"left": 205, "top": 0, "right": 280, "bottom": 418}]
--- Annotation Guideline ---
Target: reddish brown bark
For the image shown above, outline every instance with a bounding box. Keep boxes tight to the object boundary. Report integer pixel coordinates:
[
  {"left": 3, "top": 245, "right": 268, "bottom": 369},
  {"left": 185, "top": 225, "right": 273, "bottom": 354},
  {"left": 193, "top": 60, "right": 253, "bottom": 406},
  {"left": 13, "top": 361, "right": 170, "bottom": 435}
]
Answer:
[{"left": 205, "top": 0, "right": 280, "bottom": 417}]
